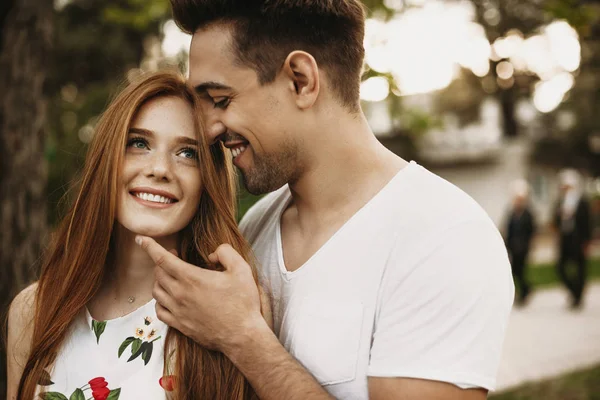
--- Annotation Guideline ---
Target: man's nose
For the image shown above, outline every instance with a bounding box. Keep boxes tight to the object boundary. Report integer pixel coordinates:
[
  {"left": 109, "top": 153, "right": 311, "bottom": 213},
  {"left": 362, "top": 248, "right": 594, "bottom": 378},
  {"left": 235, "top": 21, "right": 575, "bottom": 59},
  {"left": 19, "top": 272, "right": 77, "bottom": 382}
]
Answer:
[{"left": 202, "top": 109, "right": 227, "bottom": 144}]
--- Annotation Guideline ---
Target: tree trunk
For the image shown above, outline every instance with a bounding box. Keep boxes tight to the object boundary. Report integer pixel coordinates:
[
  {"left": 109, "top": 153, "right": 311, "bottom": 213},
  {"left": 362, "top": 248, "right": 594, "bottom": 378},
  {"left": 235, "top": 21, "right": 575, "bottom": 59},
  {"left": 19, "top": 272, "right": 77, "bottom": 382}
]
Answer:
[{"left": 0, "top": 0, "right": 52, "bottom": 394}]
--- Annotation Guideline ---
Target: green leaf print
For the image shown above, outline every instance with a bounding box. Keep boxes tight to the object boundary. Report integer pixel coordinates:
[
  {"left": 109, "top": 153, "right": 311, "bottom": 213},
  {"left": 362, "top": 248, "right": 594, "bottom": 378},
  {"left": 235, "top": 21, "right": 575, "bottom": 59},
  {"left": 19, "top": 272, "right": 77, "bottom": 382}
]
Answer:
[
  {"left": 117, "top": 337, "right": 135, "bottom": 358},
  {"left": 38, "top": 369, "right": 54, "bottom": 386},
  {"left": 142, "top": 341, "right": 153, "bottom": 365},
  {"left": 68, "top": 388, "right": 85, "bottom": 400},
  {"left": 127, "top": 341, "right": 147, "bottom": 362},
  {"left": 106, "top": 388, "right": 121, "bottom": 400},
  {"left": 40, "top": 392, "right": 68, "bottom": 400},
  {"left": 131, "top": 338, "right": 142, "bottom": 354},
  {"left": 91, "top": 320, "right": 107, "bottom": 344},
  {"left": 119, "top": 316, "right": 161, "bottom": 365}
]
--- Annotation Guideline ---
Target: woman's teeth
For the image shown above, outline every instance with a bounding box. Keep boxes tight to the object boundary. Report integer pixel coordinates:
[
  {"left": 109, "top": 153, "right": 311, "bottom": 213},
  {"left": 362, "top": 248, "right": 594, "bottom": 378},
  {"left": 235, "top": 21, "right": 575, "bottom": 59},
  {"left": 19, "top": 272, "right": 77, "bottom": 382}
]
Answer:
[
  {"left": 231, "top": 146, "right": 246, "bottom": 159},
  {"left": 135, "top": 192, "right": 173, "bottom": 204}
]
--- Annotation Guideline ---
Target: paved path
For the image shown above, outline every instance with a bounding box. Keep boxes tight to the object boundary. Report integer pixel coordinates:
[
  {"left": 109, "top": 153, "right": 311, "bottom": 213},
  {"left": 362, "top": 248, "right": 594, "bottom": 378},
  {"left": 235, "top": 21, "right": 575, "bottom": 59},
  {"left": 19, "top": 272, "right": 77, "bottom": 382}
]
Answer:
[{"left": 495, "top": 282, "right": 600, "bottom": 392}]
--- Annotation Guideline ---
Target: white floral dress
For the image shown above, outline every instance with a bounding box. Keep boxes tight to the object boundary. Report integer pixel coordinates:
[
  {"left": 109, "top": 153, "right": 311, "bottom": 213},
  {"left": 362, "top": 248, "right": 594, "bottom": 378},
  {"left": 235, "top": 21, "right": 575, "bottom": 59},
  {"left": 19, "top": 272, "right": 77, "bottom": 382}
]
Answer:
[{"left": 37, "top": 299, "right": 172, "bottom": 400}]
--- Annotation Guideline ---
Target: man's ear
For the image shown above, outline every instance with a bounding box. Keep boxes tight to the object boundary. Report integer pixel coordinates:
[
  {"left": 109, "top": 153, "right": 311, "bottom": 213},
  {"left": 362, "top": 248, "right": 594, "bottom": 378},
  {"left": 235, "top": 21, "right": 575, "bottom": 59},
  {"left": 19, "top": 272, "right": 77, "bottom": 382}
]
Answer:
[{"left": 282, "top": 51, "right": 320, "bottom": 109}]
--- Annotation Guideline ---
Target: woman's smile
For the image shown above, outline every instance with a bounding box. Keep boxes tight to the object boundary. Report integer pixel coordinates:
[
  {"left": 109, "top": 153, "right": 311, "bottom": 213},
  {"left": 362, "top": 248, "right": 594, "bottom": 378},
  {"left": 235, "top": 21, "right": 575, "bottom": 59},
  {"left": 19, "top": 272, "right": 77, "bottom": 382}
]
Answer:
[{"left": 130, "top": 187, "right": 179, "bottom": 209}]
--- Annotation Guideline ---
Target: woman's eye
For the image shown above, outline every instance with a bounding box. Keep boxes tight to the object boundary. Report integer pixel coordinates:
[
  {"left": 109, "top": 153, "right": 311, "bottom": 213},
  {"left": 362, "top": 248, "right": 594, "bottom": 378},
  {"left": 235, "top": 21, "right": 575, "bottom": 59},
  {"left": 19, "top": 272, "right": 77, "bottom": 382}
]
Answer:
[
  {"left": 213, "top": 97, "right": 230, "bottom": 109},
  {"left": 179, "top": 148, "right": 198, "bottom": 160},
  {"left": 127, "top": 138, "right": 148, "bottom": 150}
]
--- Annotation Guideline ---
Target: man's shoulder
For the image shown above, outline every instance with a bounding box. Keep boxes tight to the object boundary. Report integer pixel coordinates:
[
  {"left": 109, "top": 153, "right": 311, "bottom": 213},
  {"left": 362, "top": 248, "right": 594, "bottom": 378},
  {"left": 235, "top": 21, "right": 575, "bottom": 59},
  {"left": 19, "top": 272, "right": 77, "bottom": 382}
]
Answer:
[
  {"left": 382, "top": 166, "right": 508, "bottom": 284},
  {"left": 386, "top": 163, "right": 493, "bottom": 234}
]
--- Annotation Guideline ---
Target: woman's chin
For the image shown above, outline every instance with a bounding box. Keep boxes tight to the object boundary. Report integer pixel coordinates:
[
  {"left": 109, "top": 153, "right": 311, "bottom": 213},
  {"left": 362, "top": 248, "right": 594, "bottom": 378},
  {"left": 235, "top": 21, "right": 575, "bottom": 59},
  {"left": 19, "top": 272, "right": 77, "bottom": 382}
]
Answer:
[{"left": 129, "top": 226, "right": 178, "bottom": 240}]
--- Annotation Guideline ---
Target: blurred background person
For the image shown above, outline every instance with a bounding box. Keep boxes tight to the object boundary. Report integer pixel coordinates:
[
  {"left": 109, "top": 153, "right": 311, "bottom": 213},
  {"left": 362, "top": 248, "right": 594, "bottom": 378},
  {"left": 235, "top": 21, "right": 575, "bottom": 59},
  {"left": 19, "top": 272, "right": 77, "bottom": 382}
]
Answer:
[
  {"left": 504, "top": 179, "right": 536, "bottom": 306},
  {"left": 553, "top": 169, "right": 591, "bottom": 309}
]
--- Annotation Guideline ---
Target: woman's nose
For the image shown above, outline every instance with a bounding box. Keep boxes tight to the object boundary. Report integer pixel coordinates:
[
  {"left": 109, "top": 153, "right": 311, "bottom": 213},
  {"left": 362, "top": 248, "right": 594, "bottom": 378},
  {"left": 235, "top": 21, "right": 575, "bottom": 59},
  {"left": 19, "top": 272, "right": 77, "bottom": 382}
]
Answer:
[{"left": 145, "top": 152, "right": 174, "bottom": 181}]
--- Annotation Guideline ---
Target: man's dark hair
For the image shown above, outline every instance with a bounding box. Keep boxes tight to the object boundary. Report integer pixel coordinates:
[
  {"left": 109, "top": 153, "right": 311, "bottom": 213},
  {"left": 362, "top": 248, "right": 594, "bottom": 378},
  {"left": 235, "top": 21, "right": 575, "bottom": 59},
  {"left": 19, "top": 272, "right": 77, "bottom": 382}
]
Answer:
[{"left": 171, "top": 0, "right": 366, "bottom": 111}]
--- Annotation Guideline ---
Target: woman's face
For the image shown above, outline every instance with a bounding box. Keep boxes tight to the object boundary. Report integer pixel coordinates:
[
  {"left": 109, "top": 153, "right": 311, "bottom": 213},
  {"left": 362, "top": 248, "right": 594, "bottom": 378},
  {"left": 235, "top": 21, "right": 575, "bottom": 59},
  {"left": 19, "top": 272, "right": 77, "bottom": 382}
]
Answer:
[{"left": 116, "top": 96, "right": 202, "bottom": 239}]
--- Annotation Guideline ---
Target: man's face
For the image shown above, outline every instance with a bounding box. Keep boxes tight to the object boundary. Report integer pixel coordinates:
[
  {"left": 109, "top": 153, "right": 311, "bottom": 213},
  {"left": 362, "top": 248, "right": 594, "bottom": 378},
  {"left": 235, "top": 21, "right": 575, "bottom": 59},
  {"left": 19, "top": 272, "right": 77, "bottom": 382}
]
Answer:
[
  {"left": 513, "top": 195, "right": 526, "bottom": 210},
  {"left": 188, "top": 24, "right": 301, "bottom": 195}
]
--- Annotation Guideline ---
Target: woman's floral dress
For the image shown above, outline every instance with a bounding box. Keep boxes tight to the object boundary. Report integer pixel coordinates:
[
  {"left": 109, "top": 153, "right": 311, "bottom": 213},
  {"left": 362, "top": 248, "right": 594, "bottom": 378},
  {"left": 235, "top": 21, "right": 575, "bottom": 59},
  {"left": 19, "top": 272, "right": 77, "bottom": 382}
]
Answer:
[{"left": 37, "top": 299, "right": 174, "bottom": 400}]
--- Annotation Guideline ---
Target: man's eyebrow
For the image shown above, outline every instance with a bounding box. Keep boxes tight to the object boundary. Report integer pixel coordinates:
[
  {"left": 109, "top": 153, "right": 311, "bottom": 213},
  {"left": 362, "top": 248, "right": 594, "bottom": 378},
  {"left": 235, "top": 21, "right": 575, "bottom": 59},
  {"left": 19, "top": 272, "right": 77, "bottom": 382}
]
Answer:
[{"left": 193, "top": 82, "right": 233, "bottom": 94}]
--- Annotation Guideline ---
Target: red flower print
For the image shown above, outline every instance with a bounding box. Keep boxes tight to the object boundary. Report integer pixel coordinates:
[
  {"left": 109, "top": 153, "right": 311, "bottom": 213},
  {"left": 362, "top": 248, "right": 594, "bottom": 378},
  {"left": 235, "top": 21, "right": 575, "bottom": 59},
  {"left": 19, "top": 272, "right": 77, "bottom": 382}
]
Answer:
[
  {"left": 89, "top": 377, "right": 111, "bottom": 400},
  {"left": 88, "top": 377, "right": 108, "bottom": 390},
  {"left": 92, "top": 386, "right": 111, "bottom": 400},
  {"left": 159, "top": 375, "right": 176, "bottom": 391}
]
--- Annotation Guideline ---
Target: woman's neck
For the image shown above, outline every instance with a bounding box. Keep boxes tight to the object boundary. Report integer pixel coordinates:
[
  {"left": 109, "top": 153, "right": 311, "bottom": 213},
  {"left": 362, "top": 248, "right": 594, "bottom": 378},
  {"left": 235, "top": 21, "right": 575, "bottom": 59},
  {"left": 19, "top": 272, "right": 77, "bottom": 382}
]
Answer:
[{"left": 88, "top": 226, "right": 178, "bottom": 320}]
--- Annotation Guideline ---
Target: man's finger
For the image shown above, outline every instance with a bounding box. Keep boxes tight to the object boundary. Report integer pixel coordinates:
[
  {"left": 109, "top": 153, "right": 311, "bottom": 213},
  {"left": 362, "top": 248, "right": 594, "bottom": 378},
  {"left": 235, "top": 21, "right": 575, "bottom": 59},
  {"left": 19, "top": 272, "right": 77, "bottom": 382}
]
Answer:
[
  {"left": 154, "top": 268, "right": 178, "bottom": 297},
  {"left": 210, "top": 243, "right": 249, "bottom": 272},
  {"left": 155, "top": 301, "right": 178, "bottom": 329},
  {"left": 136, "top": 235, "right": 188, "bottom": 278},
  {"left": 153, "top": 281, "right": 178, "bottom": 315}
]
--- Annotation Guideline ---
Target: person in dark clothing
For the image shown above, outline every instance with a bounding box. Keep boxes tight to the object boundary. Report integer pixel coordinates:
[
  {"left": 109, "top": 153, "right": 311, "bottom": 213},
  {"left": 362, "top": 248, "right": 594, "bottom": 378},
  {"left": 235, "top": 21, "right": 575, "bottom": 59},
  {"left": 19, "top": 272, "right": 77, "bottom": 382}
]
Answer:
[
  {"left": 505, "top": 180, "right": 536, "bottom": 306},
  {"left": 554, "top": 169, "right": 591, "bottom": 309}
]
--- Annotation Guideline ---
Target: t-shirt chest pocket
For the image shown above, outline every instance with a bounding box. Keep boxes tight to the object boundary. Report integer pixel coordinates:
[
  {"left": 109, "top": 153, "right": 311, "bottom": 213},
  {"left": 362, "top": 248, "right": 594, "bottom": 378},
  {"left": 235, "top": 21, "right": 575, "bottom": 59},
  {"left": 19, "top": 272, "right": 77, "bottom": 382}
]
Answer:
[{"left": 288, "top": 297, "right": 364, "bottom": 386}]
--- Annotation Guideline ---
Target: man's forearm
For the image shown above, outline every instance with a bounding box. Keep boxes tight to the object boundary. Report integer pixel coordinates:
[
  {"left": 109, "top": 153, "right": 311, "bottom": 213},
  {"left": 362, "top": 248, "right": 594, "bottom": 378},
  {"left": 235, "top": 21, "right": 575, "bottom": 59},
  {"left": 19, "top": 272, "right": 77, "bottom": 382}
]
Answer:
[{"left": 225, "top": 319, "right": 333, "bottom": 400}]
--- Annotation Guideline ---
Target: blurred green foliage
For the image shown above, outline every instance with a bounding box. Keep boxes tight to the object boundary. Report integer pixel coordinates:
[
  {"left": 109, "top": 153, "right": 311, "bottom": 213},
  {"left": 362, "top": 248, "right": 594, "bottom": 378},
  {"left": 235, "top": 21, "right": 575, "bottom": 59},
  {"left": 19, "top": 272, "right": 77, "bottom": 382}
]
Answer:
[{"left": 237, "top": 189, "right": 264, "bottom": 222}]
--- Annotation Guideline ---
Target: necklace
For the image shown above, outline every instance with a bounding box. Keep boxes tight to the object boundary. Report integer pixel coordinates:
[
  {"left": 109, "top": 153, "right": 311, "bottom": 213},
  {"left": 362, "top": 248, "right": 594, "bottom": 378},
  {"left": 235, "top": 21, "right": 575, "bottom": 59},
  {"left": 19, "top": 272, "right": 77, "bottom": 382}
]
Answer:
[{"left": 127, "top": 296, "right": 135, "bottom": 303}]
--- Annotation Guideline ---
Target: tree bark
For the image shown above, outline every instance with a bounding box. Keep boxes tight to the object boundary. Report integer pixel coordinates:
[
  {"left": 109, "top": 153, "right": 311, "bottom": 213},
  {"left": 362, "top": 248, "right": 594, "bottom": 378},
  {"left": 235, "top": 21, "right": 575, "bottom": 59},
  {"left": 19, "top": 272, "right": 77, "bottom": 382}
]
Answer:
[{"left": 0, "top": 0, "right": 52, "bottom": 394}]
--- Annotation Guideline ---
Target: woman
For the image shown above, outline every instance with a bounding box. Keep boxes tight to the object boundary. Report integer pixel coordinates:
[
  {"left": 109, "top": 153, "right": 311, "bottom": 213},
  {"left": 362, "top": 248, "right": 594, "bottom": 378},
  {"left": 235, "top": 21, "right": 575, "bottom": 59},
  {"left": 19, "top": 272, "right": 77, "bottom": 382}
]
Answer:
[{"left": 7, "top": 71, "right": 269, "bottom": 399}]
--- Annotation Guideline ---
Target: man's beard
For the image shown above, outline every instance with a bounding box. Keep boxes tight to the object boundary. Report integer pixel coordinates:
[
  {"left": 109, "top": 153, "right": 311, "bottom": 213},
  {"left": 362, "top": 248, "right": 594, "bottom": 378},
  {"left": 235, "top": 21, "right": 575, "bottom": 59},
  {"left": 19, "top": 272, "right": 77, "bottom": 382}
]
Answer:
[{"left": 241, "top": 144, "right": 299, "bottom": 195}]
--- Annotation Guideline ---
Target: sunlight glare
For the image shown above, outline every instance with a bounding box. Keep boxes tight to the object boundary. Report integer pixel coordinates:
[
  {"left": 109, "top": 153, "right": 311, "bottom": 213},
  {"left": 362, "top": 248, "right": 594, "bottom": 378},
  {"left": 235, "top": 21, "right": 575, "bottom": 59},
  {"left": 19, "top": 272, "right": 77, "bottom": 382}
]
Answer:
[{"left": 360, "top": 77, "right": 390, "bottom": 102}]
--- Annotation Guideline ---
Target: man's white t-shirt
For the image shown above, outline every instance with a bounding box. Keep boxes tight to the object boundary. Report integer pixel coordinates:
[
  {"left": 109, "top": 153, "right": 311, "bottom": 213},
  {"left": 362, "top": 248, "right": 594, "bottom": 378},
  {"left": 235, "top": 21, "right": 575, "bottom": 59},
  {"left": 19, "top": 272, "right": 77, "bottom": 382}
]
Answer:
[{"left": 240, "top": 161, "right": 514, "bottom": 399}]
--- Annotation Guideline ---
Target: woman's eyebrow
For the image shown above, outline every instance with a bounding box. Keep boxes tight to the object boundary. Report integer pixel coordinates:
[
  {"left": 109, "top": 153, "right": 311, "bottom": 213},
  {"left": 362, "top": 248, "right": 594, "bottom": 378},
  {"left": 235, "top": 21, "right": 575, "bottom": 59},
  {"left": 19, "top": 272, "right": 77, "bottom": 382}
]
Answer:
[
  {"left": 177, "top": 136, "right": 199, "bottom": 146},
  {"left": 129, "top": 127, "right": 153, "bottom": 136},
  {"left": 129, "top": 128, "right": 197, "bottom": 146}
]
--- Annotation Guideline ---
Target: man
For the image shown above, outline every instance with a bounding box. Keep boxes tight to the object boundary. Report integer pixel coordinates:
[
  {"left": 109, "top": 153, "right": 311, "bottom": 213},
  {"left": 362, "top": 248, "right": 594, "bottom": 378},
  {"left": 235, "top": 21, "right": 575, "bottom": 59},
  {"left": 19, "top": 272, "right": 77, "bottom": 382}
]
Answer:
[
  {"left": 554, "top": 169, "right": 591, "bottom": 309},
  {"left": 137, "top": 1, "right": 515, "bottom": 398},
  {"left": 504, "top": 179, "right": 536, "bottom": 306}
]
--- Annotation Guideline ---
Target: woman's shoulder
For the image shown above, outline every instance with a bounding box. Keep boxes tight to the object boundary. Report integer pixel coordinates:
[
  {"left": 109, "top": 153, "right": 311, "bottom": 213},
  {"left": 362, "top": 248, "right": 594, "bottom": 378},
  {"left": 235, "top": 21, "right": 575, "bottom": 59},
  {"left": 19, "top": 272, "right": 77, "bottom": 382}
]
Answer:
[
  {"left": 9, "top": 282, "right": 38, "bottom": 321},
  {"left": 8, "top": 282, "right": 38, "bottom": 348},
  {"left": 7, "top": 282, "right": 38, "bottom": 399}
]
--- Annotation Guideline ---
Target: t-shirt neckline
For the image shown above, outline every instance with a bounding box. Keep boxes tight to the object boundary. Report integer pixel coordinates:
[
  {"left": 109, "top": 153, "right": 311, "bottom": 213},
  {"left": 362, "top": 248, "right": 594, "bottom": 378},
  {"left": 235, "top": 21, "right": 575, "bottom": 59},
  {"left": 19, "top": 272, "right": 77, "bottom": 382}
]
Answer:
[{"left": 275, "top": 160, "right": 418, "bottom": 279}]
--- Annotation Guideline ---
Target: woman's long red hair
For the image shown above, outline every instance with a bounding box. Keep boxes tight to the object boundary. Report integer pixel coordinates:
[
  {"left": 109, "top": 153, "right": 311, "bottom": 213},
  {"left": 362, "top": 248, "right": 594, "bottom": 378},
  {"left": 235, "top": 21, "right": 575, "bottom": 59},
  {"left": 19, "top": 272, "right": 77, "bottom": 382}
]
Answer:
[{"left": 17, "top": 71, "right": 260, "bottom": 399}]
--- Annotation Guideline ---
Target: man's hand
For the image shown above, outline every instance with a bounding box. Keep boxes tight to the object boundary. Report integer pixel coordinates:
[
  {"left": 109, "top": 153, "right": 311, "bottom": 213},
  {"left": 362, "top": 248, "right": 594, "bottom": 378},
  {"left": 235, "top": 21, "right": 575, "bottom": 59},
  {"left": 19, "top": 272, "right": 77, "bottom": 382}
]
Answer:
[{"left": 136, "top": 236, "right": 266, "bottom": 354}]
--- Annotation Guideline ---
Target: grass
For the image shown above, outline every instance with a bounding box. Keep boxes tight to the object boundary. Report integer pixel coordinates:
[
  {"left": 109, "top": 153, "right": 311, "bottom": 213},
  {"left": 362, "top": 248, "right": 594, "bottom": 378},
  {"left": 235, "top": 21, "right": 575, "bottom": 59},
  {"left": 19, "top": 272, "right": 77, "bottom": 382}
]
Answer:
[
  {"left": 489, "top": 363, "right": 600, "bottom": 400},
  {"left": 525, "top": 258, "right": 600, "bottom": 288}
]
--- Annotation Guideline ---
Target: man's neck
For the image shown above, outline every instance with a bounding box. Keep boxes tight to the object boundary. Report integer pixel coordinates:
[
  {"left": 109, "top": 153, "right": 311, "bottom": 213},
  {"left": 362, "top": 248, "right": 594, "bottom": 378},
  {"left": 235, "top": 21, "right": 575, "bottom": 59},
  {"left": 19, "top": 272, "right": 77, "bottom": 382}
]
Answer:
[{"left": 287, "top": 110, "right": 407, "bottom": 225}]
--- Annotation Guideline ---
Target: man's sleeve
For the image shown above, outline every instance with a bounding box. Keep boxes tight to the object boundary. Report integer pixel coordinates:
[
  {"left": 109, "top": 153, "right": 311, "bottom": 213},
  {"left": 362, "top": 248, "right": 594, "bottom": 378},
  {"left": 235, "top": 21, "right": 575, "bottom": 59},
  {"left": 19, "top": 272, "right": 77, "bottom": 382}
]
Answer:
[{"left": 368, "top": 219, "right": 515, "bottom": 391}]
